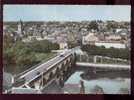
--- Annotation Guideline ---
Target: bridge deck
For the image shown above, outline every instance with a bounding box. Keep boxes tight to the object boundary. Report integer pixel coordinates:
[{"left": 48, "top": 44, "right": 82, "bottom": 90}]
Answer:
[
  {"left": 76, "top": 62, "right": 130, "bottom": 70},
  {"left": 15, "top": 50, "right": 73, "bottom": 85}
]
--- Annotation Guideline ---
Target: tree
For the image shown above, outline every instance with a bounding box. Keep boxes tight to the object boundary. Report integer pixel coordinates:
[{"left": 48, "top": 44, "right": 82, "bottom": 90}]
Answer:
[
  {"left": 3, "top": 37, "right": 60, "bottom": 74},
  {"left": 106, "top": 21, "right": 118, "bottom": 33},
  {"left": 27, "top": 40, "right": 59, "bottom": 53},
  {"left": 3, "top": 39, "right": 38, "bottom": 73},
  {"left": 3, "top": 34, "right": 15, "bottom": 68},
  {"left": 3, "top": 34, "right": 14, "bottom": 49},
  {"left": 81, "top": 45, "right": 130, "bottom": 60},
  {"left": 89, "top": 21, "right": 99, "bottom": 31}
]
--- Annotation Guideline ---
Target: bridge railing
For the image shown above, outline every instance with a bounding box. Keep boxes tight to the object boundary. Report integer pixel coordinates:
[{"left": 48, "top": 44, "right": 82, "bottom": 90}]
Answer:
[
  {"left": 76, "top": 54, "right": 130, "bottom": 65},
  {"left": 14, "top": 50, "right": 74, "bottom": 84},
  {"left": 94, "top": 55, "right": 130, "bottom": 65}
]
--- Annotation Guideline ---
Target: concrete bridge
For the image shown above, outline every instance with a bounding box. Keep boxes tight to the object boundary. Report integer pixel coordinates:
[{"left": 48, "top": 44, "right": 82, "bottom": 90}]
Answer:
[{"left": 11, "top": 50, "right": 76, "bottom": 93}]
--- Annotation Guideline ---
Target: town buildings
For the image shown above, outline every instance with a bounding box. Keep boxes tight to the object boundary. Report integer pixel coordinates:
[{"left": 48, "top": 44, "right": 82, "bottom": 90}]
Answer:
[{"left": 3, "top": 20, "right": 130, "bottom": 49}]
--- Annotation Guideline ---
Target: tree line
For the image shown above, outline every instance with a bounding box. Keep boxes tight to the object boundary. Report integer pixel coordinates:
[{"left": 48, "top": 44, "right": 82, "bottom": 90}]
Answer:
[
  {"left": 3, "top": 35, "right": 59, "bottom": 73},
  {"left": 81, "top": 45, "right": 130, "bottom": 60}
]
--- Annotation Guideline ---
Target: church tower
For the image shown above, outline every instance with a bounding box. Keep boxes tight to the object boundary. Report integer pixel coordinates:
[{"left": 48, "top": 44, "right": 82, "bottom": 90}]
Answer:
[{"left": 17, "top": 19, "right": 24, "bottom": 37}]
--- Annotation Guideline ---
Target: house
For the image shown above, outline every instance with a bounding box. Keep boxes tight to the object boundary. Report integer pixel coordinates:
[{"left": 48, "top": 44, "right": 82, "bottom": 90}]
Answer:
[
  {"left": 105, "top": 34, "right": 122, "bottom": 41},
  {"left": 116, "top": 28, "right": 122, "bottom": 33},
  {"left": 59, "top": 42, "right": 68, "bottom": 50},
  {"left": 82, "top": 33, "right": 99, "bottom": 45},
  {"left": 98, "top": 33, "right": 105, "bottom": 41}
]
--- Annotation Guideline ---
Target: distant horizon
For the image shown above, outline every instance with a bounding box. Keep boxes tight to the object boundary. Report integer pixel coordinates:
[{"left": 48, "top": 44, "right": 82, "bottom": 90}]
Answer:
[
  {"left": 4, "top": 5, "right": 130, "bottom": 22},
  {"left": 3, "top": 20, "right": 130, "bottom": 23},
  {"left": 3, "top": 19, "right": 130, "bottom": 23}
]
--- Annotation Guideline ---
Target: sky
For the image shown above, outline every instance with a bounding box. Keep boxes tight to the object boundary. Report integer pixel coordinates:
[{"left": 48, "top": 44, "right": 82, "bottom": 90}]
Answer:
[{"left": 3, "top": 5, "right": 131, "bottom": 22}]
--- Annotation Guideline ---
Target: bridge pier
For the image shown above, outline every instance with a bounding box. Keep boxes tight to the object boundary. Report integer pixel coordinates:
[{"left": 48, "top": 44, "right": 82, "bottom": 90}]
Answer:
[
  {"left": 94, "top": 56, "right": 97, "bottom": 63},
  {"left": 42, "top": 77, "right": 47, "bottom": 87},
  {"left": 12, "top": 51, "right": 76, "bottom": 93},
  {"left": 59, "top": 77, "right": 64, "bottom": 87},
  {"left": 34, "top": 80, "right": 41, "bottom": 90}
]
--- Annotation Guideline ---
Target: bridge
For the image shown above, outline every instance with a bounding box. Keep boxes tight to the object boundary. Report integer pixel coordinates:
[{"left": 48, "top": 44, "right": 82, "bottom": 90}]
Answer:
[
  {"left": 6, "top": 47, "right": 130, "bottom": 94},
  {"left": 10, "top": 49, "right": 76, "bottom": 93}
]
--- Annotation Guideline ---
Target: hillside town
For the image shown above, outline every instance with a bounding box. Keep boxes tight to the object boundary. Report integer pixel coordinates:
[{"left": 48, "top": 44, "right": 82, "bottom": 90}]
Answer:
[
  {"left": 3, "top": 20, "right": 130, "bottom": 50},
  {"left": 3, "top": 20, "right": 131, "bottom": 94},
  {"left": 3, "top": 4, "right": 131, "bottom": 94}
]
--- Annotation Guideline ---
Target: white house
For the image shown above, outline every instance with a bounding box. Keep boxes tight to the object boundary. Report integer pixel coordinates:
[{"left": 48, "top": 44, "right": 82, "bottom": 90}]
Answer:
[
  {"left": 95, "top": 42, "right": 126, "bottom": 49},
  {"left": 59, "top": 42, "right": 68, "bottom": 49},
  {"left": 105, "top": 34, "right": 122, "bottom": 41},
  {"left": 82, "top": 33, "right": 99, "bottom": 45}
]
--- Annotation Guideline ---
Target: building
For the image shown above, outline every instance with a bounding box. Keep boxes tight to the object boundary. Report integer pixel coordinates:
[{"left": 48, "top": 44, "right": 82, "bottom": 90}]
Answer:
[
  {"left": 59, "top": 42, "right": 68, "bottom": 50},
  {"left": 95, "top": 42, "right": 126, "bottom": 49},
  {"left": 116, "top": 28, "right": 122, "bottom": 33},
  {"left": 17, "top": 20, "right": 24, "bottom": 37},
  {"left": 98, "top": 33, "right": 105, "bottom": 41},
  {"left": 105, "top": 34, "right": 122, "bottom": 41},
  {"left": 82, "top": 33, "right": 99, "bottom": 45},
  {"left": 22, "top": 36, "right": 45, "bottom": 42}
]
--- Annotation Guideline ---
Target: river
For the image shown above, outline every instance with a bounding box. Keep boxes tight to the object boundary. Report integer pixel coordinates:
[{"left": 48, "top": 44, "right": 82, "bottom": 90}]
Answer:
[{"left": 63, "top": 69, "right": 130, "bottom": 94}]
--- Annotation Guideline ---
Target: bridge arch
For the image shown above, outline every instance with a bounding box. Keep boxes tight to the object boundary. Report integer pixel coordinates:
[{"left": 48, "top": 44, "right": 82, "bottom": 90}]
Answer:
[
  {"left": 52, "top": 67, "right": 57, "bottom": 75},
  {"left": 55, "top": 67, "right": 60, "bottom": 78},
  {"left": 68, "top": 57, "right": 70, "bottom": 62},
  {"left": 60, "top": 63, "right": 65, "bottom": 70},
  {"left": 48, "top": 71, "right": 54, "bottom": 80},
  {"left": 66, "top": 59, "right": 69, "bottom": 65},
  {"left": 58, "top": 64, "right": 62, "bottom": 70},
  {"left": 42, "top": 77, "right": 47, "bottom": 86}
]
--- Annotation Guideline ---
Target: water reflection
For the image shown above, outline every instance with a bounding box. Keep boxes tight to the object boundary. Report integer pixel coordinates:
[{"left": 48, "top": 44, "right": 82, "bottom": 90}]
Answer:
[
  {"left": 64, "top": 69, "right": 130, "bottom": 94},
  {"left": 80, "top": 69, "right": 130, "bottom": 80}
]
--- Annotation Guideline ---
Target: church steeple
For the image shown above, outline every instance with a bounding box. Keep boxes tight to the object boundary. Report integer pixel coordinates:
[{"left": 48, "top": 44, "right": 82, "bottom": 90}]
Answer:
[{"left": 17, "top": 19, "right": 24, "bottom": 37}]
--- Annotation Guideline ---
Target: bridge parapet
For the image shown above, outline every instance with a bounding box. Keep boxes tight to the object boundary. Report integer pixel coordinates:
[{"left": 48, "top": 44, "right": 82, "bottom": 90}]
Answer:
[{"left": 13, "top": 50, "right": 75, "bottom": 89}]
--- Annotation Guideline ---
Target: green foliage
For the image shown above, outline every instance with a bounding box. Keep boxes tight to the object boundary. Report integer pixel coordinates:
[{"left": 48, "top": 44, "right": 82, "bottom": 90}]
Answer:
[
  {"left": 3, "top": 40, "right": 38, "bottom": 68},
  {"left": 81, "top": 45, "right": 130, "bottom": 60},
  {"left": 3, "top": 36, "right": 59, "bottom": 74},
  {"left": 3, "top": 35, "right": 14, "bottom": 49},
  {"left": 35, "top": 53, "right": 56, "bottom": 62},
  {"left": 27, "top": 40, "right": 59, "bottom": 53},
  {"left": 106, "top": 21, "right": 118, "bottom": 32},
  {"left": 89, "top": 21, "right": 99, "bottom": 31},
  {"left": 68, "top": 42, "right": 77, "bottom": 49}
]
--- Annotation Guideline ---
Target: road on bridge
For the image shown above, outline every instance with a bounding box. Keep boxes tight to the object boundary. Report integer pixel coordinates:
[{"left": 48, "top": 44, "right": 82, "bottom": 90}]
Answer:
[{"left": 15, "top": 50, "right": 73, "bottom": 87}]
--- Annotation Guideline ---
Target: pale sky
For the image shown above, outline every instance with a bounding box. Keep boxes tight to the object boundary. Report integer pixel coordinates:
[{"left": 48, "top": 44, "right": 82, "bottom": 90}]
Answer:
[{"left": 3, "top": 5, "right": 131, "bottom": 22}]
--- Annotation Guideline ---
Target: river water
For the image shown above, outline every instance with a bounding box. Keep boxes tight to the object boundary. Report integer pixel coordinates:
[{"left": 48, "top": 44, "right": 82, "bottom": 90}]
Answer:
[{"left": 64, "top": 70, "right": 130, "bottom": 94}]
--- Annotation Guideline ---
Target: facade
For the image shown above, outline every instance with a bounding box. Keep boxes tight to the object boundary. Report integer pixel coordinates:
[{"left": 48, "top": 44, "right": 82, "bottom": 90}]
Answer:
[
  {"left": 95, "top": 42, "right": 126, "bottom": 49},
  {"left": 105, "top": 34, "right": 122, "bottom": 41},
  {"left": 59, "top": 42, "right": 68, "bottom": 49},
  {"left": 17, "top": 20, "right": 24, "bottom": 37},
  {"left": 82, "top": 33, "right": 99, "bottom": 45}
]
